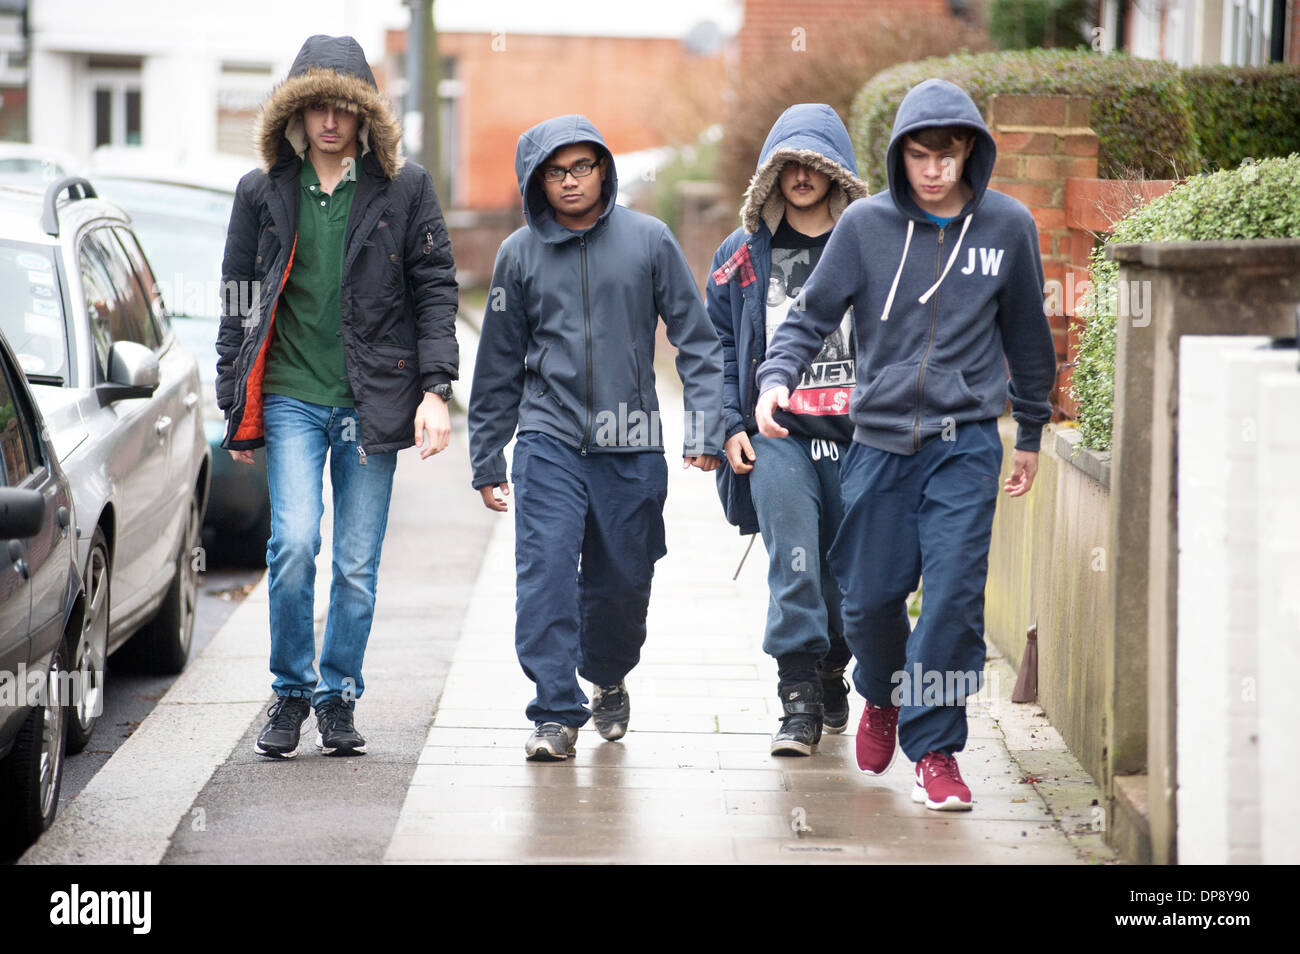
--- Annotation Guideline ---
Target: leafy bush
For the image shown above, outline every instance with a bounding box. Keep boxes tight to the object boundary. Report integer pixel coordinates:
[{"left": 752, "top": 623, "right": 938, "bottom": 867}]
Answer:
[
  {"left": 718, "top": 12, "right": 988, "bottom": 205},
  {"left": 850, "top": 49, "right": 1201, "bottom": 191},
  {"left": 1183, "top": 64, "right": 1300, "bottom": 171},
  {"left": 989, "top": 0, "right": 1091, "bottom": 50},
  {"left": 1072, "top": 154, "right": 1300, "bottom": 450}
]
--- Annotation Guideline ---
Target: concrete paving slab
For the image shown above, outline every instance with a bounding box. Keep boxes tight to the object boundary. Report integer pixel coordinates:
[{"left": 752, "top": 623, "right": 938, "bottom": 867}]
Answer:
[{"left": 385, "top": 389, "right": 1111, "bottom": 865}]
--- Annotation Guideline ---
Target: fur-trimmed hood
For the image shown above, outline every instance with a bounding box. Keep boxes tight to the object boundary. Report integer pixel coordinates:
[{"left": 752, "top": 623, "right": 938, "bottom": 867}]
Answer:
[
  {"left": 254, "top": 35, "right": 404, "bottom": 179},
  {"left": 741, "top": 103, "right": 868, "bottom": 235}
]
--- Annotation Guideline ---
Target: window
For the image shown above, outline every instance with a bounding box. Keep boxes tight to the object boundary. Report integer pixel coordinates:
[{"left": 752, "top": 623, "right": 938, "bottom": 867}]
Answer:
[
  {"left": 84, "top": 229, "right": 159, "bottom": 350},
  {"left": 0, "top": 359, "right": 34, "bottom": 487},
  {"left": 112, "top": 228, "right": 169, "bottom": 339}
]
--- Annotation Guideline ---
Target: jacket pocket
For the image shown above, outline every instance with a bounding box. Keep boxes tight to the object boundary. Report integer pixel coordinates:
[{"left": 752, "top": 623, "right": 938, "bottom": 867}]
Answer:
[
  {"left": 920, "top": 366, "right": 981, "bottom": 417},
  {"left": 852, "top": 363, "right": 920, "bottom": 419},
  {"left": 534, "top": 345, "right": 550, "bottom": 397},
  {"left": 353, "top": 344, "right": 421, "bottom": 446},
  {"left": 632, "top": 346, "right": 645, "bottom": 411}
]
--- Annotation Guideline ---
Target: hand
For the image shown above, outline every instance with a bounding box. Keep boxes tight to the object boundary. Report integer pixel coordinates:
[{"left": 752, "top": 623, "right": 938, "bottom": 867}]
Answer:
[
  {"left": 415, "top": 392, "right": 451, "bottom": 460},
  {"left": 479, "top": 483, "right": 510, "bottom": 512},
  {"left": 683, "top": 454, "right": 722, "bottom": 472},
  {"left": 724, "top": 432, "right": 756, "bottom": 474},
  {"left": 1003, "top": 449, "right": 1039, "bottom": 497},
  {"left": 229, "top": 449, "right": 254, "bottom": 465},
  {"left": 755, "top": 387, "right": 790, "bottom": 438}
]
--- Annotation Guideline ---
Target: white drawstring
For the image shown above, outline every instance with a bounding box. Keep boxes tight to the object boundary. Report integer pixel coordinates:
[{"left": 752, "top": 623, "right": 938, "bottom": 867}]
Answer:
[
  {"left": 918, "top": 213, "right": 972, "bottom": 305},
  {"left": 878, "top": 219, "right": 914, "bottom": 322}
]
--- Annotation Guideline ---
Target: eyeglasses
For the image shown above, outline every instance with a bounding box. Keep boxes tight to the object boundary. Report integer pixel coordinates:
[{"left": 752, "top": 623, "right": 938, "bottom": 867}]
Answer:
[{"left": 540, "top": 159, "right": 600, "bottom": 183}]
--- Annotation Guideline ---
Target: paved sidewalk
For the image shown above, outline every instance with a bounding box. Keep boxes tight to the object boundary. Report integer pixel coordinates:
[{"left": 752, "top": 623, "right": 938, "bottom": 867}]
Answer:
[{"left": 386, "top": 392, "right": 1114, "bottom": 864}]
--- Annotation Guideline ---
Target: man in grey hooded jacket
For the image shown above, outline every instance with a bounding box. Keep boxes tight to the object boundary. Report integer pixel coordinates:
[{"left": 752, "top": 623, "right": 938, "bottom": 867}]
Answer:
[
  {"left": 756, "top": 80, "right": 1056, "bottom": 810},
  {"left": 707, "top": 104, "right": 869, "bottom": 757},
  {"left": 469, "top": 115, "right": 725, "bottom": 761}
]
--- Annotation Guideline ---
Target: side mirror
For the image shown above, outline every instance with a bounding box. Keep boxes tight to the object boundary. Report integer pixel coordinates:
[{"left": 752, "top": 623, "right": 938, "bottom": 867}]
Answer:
[
  {"left": 97, "top": 341, "right": 160, "bottom": 405},
  {"left": 0, "top": 486, "right": 45, "bottom": 538}
]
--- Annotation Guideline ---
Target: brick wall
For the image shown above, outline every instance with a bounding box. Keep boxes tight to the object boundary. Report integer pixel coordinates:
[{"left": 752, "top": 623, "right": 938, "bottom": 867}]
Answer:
[
  {"left": 986, "top": 93, "right": 1175, "bottom": 419},
  {"left": 987, "top": 94, "right": 1097, "bottom": 416},
  {"left": 426, "top": 32, "right": 727, "bottom": 212},
  {"left": 737, "top": 0, "right": 955, "bottom": 72}
]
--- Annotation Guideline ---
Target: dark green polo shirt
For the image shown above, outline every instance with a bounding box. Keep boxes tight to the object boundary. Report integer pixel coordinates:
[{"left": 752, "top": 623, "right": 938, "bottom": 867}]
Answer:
[{"left": 263, "top": 153, "right": 357, "bottom": 407}]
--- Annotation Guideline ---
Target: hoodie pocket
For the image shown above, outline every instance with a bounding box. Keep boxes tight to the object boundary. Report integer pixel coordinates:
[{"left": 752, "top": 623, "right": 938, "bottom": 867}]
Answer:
[
  {"left": 532, "top": 345, "right": 550, "bottom": 398},
  {"left": 632, "top": 346, "right": 646, "bottom": 412},
  {"left": 920, "top": 365, "right": 982, "bottom": 417},
  {"left": 852, "top": 363, "right": 921, "bottom": 420}
]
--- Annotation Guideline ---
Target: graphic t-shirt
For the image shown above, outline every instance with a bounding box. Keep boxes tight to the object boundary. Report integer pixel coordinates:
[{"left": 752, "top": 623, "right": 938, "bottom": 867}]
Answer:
[{"left": 765, "top": 218, "right": 855, "bottom": 444}]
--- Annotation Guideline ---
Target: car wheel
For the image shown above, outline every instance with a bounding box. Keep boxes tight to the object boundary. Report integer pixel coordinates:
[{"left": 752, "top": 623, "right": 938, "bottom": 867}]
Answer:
[
  {"left": 128, "top": 492, "right": 199, "bottom": 675},
  {"left": 66, "top": 528, "right": 109, "bottom": 754},
  {"left": 0, "top": 637, "right": 70, "bottom": 858}
]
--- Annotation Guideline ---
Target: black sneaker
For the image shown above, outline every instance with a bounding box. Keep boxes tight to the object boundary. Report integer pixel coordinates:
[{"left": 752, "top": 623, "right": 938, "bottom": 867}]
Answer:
[
  {"left": 591, "top": 681, "right": 630, "bottom": 741},
  {"left": 254, "top": 697, "right": 312, "bottom": 759},
  {"left": 818, "top": 664, "right": 851, "bottom": 735},
  {"left": 770, "top": 681, "right": 824, "bottom": 757},
  {"left": 315, "top": 699, "right": 366, "bottom": 756}
]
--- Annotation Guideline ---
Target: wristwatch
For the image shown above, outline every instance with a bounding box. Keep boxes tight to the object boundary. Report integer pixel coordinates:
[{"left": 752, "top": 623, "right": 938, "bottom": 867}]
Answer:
[{"left": 427, "top": 383, "right": 453, "bottom": 401}]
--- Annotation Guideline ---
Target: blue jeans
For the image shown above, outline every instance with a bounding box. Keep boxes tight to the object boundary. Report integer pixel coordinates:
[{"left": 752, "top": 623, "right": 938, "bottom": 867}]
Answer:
[
  {"left": 510, "top": 432, "right": 668, "bottom": 727},
  {"left": 828, "top": 420, "right": 1002, "bottom": 760},
  {"left": 263, "top": 393, "right": 397, "bottom": 708},
  {"left": 747, "top": 434, "right": 848, "bottom": 665}
]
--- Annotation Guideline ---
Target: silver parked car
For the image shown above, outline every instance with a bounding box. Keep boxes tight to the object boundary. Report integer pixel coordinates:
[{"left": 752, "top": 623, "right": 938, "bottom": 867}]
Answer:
[{"left": 0, "top": 177, "right": 210, "bottom": 751}]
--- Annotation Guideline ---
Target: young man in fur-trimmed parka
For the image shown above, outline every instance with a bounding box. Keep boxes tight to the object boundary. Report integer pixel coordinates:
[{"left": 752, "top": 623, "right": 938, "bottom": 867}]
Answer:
[
  {"left": 216, "top": 35, "right": 459, "bottom": 759},
  {"left": 706, "top": 104, "right": 869, "bottom": 757}
]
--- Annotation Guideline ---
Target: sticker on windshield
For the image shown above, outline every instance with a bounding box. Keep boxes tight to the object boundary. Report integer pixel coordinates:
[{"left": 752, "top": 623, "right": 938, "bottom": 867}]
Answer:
[
  {"left": 30, "top": 298, "right": 59, "bottom": 316},
  {"left": 30, "top": 284, "right": 54, "bottom": 298},
  {"left": 28, "top": 269, "right": 54, "bottom": 286},
  {"left": 17, "top": 253, "right": 51, "bottom": 271}
]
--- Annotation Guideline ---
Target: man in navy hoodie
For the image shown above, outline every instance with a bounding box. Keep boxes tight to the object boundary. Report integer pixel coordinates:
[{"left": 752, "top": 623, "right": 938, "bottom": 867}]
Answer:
[
  {"left": 707, "top": 104, "right": 868, "bottom": 757},
  {"left": 756, "top": 80, "right": 1056, "bottom": 810},
  {"left": 470, "top": 116, "right": 724, "bottom": 762}
]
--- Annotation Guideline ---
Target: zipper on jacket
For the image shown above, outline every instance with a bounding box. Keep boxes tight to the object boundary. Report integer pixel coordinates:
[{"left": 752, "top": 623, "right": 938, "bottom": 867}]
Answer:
[
  {"left": 579, "top": 236, "right": 594, "bottom": 455},
  {"left": 536, "top": 345, "right": 551, "bottom": 398},
  {"left": 913, "top": 226, "right": 943, "bottom": 452},
  {"left": 358, "top": 446, "right": 368, "bottom": 466}
]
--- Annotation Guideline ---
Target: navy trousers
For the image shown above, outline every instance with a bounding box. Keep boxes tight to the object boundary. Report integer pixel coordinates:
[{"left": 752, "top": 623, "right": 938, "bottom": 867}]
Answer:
[
  {"left": 511, "top": 431, "right": 669, "bottom": 727},
  {"left": 828, "top": 419, "right": 1003, "bottom": 760}
]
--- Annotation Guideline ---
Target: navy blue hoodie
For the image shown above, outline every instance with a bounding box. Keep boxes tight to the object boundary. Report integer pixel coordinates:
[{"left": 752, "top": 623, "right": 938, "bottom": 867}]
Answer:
[
  {"left": 469, "top": 115, "right": 725, "bottom": 489},
  {"left": 757, "top": 79, "right": 1056, "bottom": 454}
]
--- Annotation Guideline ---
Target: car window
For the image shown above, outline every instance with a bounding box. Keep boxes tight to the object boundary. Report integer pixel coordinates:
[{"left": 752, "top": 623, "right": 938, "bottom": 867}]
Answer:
[
  {"left": 84, "top": 229, "right": 159, "bottom": 350},
  {"left": 112, "top": 227, "right": 169, "bottom": 338},
  {"left": 0, "top": 356, "right": 36, "bottom": 487},
  {"left": 80, "top": 246, "right": 127, "bottom": 379},
  {"left": 0, "top": 242, "right": 67, "bottom": 381}
]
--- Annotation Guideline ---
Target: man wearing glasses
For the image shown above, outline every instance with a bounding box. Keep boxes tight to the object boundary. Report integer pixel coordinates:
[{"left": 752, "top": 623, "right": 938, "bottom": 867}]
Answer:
[{"left": 469, "top": 115, "right": 725, "bottom": 761}]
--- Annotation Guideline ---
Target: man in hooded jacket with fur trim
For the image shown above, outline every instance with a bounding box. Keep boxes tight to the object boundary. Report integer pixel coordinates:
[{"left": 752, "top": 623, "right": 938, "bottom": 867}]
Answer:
[
  {"left": 707, "top": 104, "right": 869, "bottom": 757},
  {"left": 216, "top": 35, "right": 459, "bottom": 759}
]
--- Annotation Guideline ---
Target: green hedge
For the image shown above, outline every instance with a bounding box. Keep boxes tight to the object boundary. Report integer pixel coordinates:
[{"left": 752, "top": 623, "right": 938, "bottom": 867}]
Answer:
[
  {"left": 850, "top": 49, "right": 1201, "bottom": 191},
  {"left": 1072, "top": 153, "right": 1300, "bottom": 451},
  {"left": 1183, "top": 64, "right": 1300, "bottom": 171},
  {"left": 989, "top": 0, "right": 1090, "bottom": 51}
]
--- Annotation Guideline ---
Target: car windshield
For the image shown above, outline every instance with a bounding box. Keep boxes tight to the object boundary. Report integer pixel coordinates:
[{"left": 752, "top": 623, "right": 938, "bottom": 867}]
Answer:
[
  {"left": 92, "top": 178, "right": 234, "bottom": 320},
  {"left": 0, "top": 241, "right": 66, "bottom": 381}
]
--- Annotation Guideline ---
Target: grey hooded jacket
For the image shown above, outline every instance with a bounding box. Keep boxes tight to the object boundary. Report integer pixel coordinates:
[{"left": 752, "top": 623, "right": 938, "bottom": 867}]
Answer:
[
  {"left": 757, "top": 79, "right": 1056, "bottom": 455},
  {"left": 468, "top": 115, "right": 725, "bottom": 489}
]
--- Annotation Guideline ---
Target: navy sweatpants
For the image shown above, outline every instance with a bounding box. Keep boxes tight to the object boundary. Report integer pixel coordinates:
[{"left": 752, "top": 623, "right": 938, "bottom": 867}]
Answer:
[
  {"left": 828, "top": 419, "right": 1003, "bottom": 760},
  {"left": 510, "top": 431, "right": 669, "bottom": 727}
]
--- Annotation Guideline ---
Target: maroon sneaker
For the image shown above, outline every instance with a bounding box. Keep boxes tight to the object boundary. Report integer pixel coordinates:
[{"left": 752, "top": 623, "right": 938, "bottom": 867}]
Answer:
[
  {"left": 912, "top": 752, "right": 973, "bottom": 811},
  {"left": 855, "top": 700, "right": 900, "bottom": 775}
]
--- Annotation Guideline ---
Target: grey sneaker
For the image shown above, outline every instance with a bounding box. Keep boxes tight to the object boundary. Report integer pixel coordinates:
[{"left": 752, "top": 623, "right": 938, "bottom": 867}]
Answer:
[
  {"left": 525, "top": 723, "right": 578, "bottom": 761},
  {"left": 591, "top": 682, "right": 630, "bottom": 741}
]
